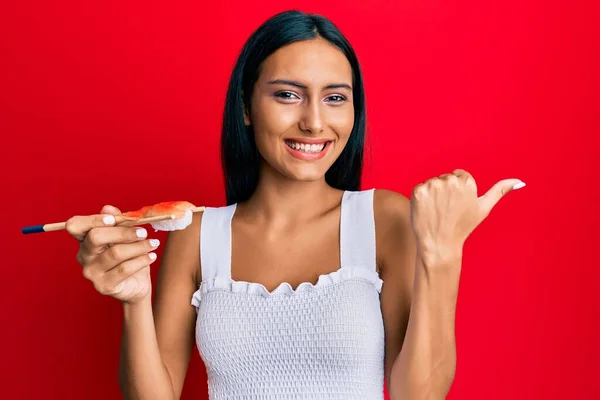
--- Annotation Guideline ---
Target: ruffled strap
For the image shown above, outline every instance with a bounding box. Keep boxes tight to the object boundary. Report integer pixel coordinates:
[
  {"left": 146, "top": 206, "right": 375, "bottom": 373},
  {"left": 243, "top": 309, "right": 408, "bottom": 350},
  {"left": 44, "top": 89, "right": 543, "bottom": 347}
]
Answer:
[
  {"left": 191, "top": 289, "right": 202, "bottom": 310},
  {"left": 192, "top": 267, "right": 382, "bottom": 307}
]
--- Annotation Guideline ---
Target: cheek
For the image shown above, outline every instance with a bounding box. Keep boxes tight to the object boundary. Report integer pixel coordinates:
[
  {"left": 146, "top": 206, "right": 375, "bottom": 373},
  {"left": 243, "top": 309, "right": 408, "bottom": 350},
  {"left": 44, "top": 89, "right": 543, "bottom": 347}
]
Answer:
[
  {"left": 329, "top": 107, "right": 355, "bottom": 142},
  {"left": 251, "top": 100, "right": 294, "bottom": 160},
  {"left": 251, "top": 98, "right": 297, "bottom": 142}
]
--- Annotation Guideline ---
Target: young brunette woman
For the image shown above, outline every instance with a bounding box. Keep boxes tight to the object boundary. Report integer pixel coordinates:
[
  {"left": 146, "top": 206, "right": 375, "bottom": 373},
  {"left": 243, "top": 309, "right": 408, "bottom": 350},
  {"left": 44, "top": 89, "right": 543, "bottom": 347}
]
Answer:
[{"left": 67, "top": 10, "right": 525, "bottom": 400}]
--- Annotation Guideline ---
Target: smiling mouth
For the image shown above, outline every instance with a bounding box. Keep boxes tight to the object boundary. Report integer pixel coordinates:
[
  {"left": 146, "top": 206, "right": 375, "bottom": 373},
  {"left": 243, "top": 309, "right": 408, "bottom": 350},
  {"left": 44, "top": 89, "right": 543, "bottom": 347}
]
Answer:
[{"left": 284, "top": 140, "right": 330, "bottom": 154}]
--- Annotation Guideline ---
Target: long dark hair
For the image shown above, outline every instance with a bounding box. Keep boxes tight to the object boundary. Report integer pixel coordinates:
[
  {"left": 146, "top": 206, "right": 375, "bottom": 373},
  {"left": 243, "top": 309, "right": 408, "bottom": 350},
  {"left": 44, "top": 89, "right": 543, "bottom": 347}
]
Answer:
[{"left": 221, "top": 10, "right": 367, "bottom": 205}]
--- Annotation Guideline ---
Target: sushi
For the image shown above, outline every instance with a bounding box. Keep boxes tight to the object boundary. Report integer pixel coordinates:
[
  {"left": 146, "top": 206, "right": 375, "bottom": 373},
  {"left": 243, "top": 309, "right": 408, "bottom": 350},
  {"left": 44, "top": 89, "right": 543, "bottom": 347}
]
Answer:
[{"left": 122, "top": 201, "right": 200, "bottom": 232}]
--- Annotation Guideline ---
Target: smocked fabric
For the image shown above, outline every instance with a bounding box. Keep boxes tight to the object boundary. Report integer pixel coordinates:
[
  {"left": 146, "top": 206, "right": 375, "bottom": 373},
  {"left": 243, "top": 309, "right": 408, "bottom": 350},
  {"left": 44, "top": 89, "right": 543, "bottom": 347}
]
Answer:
[{"left": 191, "top": 190, "right": 385, "bottom": 399}]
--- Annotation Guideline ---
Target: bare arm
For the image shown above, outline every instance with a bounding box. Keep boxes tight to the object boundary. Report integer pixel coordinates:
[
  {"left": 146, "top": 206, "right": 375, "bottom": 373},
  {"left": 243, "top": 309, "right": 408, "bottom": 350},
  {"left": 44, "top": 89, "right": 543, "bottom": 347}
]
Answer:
[
  {"left": 376, "top": 190, "right": 457, "bottom": 400},
  {"left": 384, "top": 170, "right": 521, "bottom": 398},
  {"left": 118, "top": 212, "right": 203, "bottom": 400},
  {"left": 389, "top": 254, "right": 459, "bottom": 400},
  {"left": 374, "top": 190, "right": 416, "bottom": 394}
]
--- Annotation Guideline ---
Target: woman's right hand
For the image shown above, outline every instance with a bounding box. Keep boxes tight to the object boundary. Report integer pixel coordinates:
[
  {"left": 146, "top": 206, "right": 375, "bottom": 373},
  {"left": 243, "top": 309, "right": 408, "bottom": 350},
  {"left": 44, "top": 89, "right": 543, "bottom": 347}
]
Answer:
[{"left": 66, "top": 205, "right": 160, "bottom": 304}]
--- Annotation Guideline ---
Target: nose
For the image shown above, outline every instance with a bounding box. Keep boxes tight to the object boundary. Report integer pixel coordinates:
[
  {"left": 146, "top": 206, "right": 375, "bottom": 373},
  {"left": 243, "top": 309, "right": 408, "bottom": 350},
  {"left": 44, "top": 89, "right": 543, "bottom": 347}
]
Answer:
[{"left": 299, "top": 100, "right": 324, "bottom": 135}]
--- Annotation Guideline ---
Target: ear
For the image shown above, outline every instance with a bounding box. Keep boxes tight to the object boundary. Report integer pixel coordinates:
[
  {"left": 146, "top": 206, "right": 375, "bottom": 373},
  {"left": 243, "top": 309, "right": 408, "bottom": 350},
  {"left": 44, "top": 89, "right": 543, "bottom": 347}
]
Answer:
[
  {"left": 243, "top": 104, "right": 251, "bottom": 126},
  {"left": 241, "top": 90, "right": 251, "bottom": 126}
]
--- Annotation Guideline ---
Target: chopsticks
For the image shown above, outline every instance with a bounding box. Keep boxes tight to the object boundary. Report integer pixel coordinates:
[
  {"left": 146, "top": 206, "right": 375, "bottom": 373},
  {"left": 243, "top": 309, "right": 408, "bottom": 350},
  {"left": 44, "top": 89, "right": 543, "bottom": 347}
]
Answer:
[{"left": 21, "top": 206, "right": 206, "bottom": 234}]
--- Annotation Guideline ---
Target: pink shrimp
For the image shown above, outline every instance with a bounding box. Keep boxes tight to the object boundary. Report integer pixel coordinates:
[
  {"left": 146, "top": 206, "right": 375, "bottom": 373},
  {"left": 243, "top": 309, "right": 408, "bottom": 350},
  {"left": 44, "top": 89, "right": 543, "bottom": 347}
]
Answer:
[
  {"left": 122, "top": 201, "right": 198, "bottom": 231},
  {"left": 123, "top": 201, "right": 196, "bottom": 219}
]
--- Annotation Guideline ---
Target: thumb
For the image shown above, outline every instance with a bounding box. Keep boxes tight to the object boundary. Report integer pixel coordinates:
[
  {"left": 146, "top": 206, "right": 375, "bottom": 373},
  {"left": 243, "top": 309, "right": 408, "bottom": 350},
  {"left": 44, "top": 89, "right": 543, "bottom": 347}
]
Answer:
[
  {"left": 478, "top": 179, "right": 526, "bottom": 215},
  {"left": 100, "top": 204, "right": 122, "bottom": 215}
]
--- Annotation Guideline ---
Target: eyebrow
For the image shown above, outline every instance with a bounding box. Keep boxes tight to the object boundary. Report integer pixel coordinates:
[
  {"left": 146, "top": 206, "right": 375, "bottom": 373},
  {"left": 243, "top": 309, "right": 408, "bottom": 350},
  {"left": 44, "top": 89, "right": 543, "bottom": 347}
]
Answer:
[{"left": 267, "top": 79, "right": 352, "bottom": 91}]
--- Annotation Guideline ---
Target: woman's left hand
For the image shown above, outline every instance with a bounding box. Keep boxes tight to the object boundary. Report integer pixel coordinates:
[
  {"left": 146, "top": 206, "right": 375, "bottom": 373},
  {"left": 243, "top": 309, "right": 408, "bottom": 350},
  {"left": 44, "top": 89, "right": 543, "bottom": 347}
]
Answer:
[{"left": 409, "top": 169, "right": 525, "bottom": 266}]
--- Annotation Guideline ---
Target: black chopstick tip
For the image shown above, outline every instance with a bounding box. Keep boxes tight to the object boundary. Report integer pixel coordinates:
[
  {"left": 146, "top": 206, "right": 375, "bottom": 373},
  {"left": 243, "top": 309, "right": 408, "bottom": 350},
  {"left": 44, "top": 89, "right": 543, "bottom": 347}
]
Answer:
[{"left": 22, "top": 225, "right": 45, "bottom": 234}]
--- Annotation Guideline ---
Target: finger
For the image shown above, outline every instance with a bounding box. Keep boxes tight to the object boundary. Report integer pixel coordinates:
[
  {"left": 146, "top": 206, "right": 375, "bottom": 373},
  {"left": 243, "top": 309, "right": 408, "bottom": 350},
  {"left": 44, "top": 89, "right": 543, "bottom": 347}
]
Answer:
[
  {"left": 97, "top": 239, "right": 160, "bottom": 273},
  {"left": 66, "top": 214, "right": 119, "bottom": 242},
  {"left": 452, "top": 169, "right": 476, "bottom": 188},
  {"left": 100, "top": 204, "right": 122, "bottom": 215},
  {"left": 100, "top": 205, "right": 122, "bottom": 248},
  {"left": 439, "top": 172, "right": 466, "bottom": 188},
  {"left": 452, "top": 169, "right": 473, "bottom": 179},
  {"left": 83, "top": 226, "right": 149, "bottom": 255},
  {"left": 99, "top": 253, "right": 158, "bottom": 294},
  {"left": 478, "top": 179, "right": 526, "bottom": 214},
  {"left": 81, "top": 239, "right": 158, "bottom": 282}
]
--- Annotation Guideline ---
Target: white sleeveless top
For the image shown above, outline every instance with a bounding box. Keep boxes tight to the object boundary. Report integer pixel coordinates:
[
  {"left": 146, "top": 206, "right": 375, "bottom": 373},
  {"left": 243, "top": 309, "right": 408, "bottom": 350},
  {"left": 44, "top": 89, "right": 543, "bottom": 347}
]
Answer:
[{"left": 191, "top": 189, "right": 385, "bottom": 399}]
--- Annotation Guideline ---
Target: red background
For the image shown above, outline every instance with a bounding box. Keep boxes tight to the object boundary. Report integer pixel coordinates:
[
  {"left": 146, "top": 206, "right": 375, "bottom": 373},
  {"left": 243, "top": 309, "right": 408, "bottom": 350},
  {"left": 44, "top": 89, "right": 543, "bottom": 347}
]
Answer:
[{"left": 2, "top": 1, "right": 599, "bottom": 399}]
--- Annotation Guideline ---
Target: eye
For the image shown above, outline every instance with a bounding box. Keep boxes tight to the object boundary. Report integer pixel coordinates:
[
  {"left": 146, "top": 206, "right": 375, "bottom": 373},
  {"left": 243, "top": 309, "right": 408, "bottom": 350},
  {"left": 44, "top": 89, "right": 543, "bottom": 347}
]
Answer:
[
  {"left": 325, "top": 95, "right": 347, "bottom": 103},
  {"left": 274, "top": 91, "right": 300, "bottom": 100}
]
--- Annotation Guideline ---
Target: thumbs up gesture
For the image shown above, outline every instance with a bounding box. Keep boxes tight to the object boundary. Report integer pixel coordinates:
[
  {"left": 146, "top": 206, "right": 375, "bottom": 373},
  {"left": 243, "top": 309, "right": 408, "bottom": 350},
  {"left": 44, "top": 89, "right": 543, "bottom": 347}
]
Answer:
[{"left": 410, "top": 169, "right": 526, "bottom": 267}]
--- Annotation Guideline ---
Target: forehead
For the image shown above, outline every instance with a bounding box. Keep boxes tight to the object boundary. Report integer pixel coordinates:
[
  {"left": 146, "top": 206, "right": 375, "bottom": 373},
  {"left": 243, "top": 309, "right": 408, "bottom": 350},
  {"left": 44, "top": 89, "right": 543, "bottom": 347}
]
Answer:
[{"left": 259, "top": 38, "right": 353, "bottom": 85}]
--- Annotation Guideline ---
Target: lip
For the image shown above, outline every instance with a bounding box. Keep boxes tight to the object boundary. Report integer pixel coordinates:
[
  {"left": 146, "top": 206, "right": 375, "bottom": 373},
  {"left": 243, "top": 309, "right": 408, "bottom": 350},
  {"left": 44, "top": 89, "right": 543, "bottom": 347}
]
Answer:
[
  {"left": 284, "top": 137, "right": 332, "bottom": 145},
  {"left": 284, "top": 139, "right": 332, "bottom": 161}
]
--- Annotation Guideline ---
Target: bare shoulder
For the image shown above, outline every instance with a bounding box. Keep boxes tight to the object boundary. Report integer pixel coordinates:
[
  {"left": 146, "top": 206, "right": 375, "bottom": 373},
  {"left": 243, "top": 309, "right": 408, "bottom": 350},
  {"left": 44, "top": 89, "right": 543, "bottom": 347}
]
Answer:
[
  {"left": 373, "top": 189, "right": 412, "bottom": 270},
  {"left": 373, "top": 188, "right": 410, "bottom": 219}
]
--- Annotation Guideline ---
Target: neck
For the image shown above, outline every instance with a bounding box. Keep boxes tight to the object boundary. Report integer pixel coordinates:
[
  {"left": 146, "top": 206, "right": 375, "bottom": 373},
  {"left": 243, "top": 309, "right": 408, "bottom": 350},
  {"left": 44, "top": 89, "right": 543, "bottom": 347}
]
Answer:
[{"left": 240, "top": 163, "right": 343, "bottom": 228}]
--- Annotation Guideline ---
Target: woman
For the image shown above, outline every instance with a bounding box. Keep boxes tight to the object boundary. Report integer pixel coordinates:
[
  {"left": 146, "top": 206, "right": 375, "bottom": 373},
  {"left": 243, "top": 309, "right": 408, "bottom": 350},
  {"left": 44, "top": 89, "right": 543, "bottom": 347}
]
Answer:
[{"left": 67, "top": 10, "right": 524, "bottom": 400}]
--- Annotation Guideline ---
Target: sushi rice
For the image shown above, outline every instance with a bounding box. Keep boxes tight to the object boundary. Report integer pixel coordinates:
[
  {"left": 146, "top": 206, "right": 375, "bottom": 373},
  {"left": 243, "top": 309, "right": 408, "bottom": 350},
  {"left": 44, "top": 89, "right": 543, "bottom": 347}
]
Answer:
[{"left": 149, "top": 209, "right": 193, "bottom": 232}]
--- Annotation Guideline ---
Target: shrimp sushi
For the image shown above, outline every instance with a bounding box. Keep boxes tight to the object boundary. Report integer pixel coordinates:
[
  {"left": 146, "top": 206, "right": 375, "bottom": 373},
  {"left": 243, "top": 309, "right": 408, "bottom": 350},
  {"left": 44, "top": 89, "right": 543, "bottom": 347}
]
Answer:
[{"left": 123, "top": 201, "right": 197, "bottom": 231}]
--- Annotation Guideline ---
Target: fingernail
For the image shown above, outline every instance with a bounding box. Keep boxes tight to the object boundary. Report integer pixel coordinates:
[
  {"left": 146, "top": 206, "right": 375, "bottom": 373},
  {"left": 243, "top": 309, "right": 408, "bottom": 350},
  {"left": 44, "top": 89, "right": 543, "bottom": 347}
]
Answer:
[
  {"left": 136, "top": 228, "right": 147, "bottom": 238},
  {"left": 513, "top": 181, "right": 526, "bottom": 190},
  {"left": 103, "top": 215, "right": 116, "bottom": 225},
  {"left": 149, "top": 252, "right": 157, "bottom": 260},
  {"left": 149, "top": 239, "right": 160, "bottom": 248}
]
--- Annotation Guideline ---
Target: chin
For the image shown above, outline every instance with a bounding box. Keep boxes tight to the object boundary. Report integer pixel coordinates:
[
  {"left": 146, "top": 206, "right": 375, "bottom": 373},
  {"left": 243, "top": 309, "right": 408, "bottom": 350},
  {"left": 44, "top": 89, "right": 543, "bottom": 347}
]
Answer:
[{"left": 283, "top": 165, "right": 329, "bottom": 182}]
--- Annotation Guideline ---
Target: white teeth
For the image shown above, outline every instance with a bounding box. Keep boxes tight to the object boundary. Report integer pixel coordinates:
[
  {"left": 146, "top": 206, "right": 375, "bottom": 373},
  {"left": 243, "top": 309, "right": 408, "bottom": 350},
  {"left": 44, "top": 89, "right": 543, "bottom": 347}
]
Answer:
[{"left": 286, "top": 140, "right": 326, "bottom": 153}]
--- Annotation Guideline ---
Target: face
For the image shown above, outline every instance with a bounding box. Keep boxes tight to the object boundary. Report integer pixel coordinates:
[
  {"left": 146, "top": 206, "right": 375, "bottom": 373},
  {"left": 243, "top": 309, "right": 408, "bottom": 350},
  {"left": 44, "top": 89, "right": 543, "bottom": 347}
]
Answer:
[{"left": 245, "top": 38, "right": 355, "bottom": 183}]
